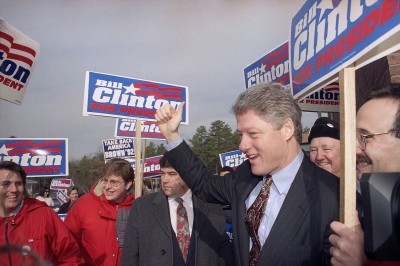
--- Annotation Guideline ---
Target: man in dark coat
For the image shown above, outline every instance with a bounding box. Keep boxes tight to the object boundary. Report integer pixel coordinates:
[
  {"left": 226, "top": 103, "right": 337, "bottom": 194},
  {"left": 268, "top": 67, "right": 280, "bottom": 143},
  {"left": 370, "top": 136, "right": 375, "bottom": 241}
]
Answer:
[
  {"left": 155, "top": 82, "right": 339, "bottom": 265},
  {"left": 121, "top": 156, "right": 233, "bottom": 266}
]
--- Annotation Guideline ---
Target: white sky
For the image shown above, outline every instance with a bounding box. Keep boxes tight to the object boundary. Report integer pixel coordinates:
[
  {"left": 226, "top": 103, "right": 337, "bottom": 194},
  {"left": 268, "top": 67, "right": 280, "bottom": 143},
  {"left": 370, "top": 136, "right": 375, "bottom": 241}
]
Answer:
[{"left": 0, "top": 0, "right": 317, "bottom": 159}]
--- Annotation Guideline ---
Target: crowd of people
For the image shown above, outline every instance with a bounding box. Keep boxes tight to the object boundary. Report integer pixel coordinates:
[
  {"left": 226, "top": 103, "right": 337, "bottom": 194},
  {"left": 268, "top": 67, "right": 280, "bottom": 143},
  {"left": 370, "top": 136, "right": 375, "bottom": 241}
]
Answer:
[{"left": 0, "top": 82, "right": 399, "bottom": 265}]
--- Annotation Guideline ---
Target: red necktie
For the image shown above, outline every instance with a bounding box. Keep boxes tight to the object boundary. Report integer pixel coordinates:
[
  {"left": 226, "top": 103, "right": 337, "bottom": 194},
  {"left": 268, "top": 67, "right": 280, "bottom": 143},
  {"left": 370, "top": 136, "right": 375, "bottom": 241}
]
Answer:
[
  {"left": 245, "top": 175, "right": 273, "bottom": 266},
  {"left": 176, "top": 197, "right": 190, "bottom": 262}
]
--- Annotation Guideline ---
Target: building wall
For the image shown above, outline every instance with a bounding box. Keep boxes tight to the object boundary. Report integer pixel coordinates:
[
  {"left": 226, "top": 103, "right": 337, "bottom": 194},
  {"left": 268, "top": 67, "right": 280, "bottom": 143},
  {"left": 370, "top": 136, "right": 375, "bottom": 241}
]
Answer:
[{"left": 355, "top": 50, "right": 400, "bottom": 111}]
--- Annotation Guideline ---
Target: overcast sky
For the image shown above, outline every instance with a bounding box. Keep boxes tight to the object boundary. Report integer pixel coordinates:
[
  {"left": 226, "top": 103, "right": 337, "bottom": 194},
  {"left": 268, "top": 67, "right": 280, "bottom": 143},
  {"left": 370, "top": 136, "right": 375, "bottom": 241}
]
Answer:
[{"left": 0, "top": 0, "right": 316, "bottom": 159}]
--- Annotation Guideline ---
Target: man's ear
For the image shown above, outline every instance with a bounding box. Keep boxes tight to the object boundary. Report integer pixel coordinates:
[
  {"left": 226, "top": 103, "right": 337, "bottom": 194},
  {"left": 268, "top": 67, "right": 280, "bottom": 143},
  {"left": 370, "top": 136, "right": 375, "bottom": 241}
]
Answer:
[
  {"left": 126, "top": 181, "right": 133, "bottom": 191},
  {"left": 280, "top": 118, "right": 295, "bottom": 141}
]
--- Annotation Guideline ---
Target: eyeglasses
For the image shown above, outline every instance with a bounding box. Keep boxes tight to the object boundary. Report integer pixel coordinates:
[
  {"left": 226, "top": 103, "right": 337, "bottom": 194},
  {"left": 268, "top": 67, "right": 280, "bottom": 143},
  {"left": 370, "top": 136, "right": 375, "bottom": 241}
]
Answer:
[
  {"left": 100, "top": 178, "right": 124, "bottom": 188},
  {"left": 356, "top": 129, "right": 398, "bottom": 150}
]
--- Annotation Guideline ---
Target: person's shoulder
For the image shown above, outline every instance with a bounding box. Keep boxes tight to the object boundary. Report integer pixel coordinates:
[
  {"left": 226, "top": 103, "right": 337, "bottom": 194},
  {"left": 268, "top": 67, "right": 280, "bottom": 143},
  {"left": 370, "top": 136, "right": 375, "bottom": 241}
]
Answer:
[
  {"left": 76, "top": 192, "right": 92, "bottom": 201},
  {"left": 23, "top": 199, "right": 58, "bottom": 216},
  {"left": 70, "top": 193, "right": 95, "bottom": 209},
  {"left": 135, "top": 191, "right": 160, "bottom": 205},
  {"left": 24, "top": 198, "right": 48, "bottom": 208}
]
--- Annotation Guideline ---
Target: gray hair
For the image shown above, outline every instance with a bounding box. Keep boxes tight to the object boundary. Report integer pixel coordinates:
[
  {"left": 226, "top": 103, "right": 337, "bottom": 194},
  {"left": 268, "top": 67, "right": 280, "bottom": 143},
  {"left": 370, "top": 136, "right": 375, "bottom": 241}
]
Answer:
[{"left": 231, "top": 82, "right": 302, "bottom": 143}]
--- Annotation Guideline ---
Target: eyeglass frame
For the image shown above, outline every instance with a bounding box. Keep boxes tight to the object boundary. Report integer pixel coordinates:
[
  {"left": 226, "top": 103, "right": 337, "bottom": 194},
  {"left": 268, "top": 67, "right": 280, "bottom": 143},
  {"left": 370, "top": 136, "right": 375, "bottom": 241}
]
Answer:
[
  {"left": 356, "top": 129, "right": 399, "bottom": 150},
  {"left": 100, "top": 177, "right": 125, "bottom": 188}
]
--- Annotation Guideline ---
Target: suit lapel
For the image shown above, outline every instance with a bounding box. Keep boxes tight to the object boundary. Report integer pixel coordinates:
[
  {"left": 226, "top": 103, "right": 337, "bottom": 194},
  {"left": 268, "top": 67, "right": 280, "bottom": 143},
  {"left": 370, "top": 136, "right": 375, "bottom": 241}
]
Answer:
[
  {"left": 152, "top": 192, "right": 172, "bottom": 239},
  {"left": 259, "top": 159, "right": 316, "bottom": 265}
]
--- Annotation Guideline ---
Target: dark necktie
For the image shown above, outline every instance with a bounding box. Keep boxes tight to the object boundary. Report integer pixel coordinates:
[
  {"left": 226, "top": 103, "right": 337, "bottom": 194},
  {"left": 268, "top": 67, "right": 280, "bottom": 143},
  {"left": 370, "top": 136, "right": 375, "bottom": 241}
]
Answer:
[
  {"left": 176, "top": 197, "right": 190, "bottom": 262},
  {"left": 245, "top": 175, "right": 273, "bottom": 266}
]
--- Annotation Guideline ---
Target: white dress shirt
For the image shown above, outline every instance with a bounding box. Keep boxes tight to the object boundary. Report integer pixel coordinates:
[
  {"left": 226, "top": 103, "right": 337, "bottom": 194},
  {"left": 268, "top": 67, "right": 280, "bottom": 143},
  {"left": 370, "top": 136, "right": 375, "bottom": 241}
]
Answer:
[
  {"left": 168, "top": 189, "right": 194, "bottom": 236},
  {"left": 246, "top": 150, "right": 304, "bottom": 249}
]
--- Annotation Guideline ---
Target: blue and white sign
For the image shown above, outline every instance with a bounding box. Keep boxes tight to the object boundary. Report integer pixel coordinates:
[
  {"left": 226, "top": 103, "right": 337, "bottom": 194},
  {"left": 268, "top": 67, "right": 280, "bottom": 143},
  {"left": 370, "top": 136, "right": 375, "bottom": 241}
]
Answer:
[
  {"left": 290, "top": 0, "right": 400, "bottom": 99},
  {"left": 57, "top": 190, "right": 69, "bottom": 204},
  {"left": 219, "top": 150, "right": 247, "bottom": 168},
  {"left": 102, "top": 137, "right": 135, "bottom": 161},
  {"left": 244, "top": 41, "right": 340, "bottom": 112},
  {"left": 115, "top": 118, "right": 165, "bottom": 140},
  {"left": 244, "top": 42, "right": 290, "bottom": 89},
  {"left": 0, "top": 138, "right": 68, "bottom": 177},
  {"left": 83, "top": 71, "right": 189, "bottom": 124}
]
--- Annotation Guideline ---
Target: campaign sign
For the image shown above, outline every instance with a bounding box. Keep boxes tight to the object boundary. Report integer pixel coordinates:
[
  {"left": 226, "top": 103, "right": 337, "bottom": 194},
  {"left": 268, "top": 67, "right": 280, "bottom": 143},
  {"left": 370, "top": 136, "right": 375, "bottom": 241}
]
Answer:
[
  {"left": 115, "top": 118, "right": 165, "bottom": 140},
  {"left": 56, "top": 189, "right": 69, "bottom": 204},
  {"left": 290, "top": 0, "right": 400, "bottom": 99},
  {"left": 102, "top": 137, "right": 135, "bottom": 161},
  {"left": 243, "top": 41, "right": 339, "bottom": 112},
  {"left": 297, "top": 82, "right": 339, "bottom": 112},
  {"left": 129, "top": 155, "right": 162, "bottom": 178},
  {"left": 50, "top": 178, "right": 73, "bottom": 190},
  {"left": 83, "top": 71, "right": 189, "bottom": 124},
  {"left": 0, "top": 18, "right": 40, "bottom": 105},
  {"left": 219, "top": 150, "right": 247, "bottom": 168},
  {"left": 58, "top": 214, "right": 67, "bottom": 222},
  {"left": 0, "top": 138, "right": 68, "bottom": 177},
  {"left": 244, "top": 42, "right": 290, "bottom": 89}
]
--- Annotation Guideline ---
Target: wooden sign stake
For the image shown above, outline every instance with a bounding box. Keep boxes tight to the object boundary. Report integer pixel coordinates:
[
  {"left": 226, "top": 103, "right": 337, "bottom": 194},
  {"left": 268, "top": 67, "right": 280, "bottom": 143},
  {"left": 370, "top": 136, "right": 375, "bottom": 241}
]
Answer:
[
  {"left": 134, "top": 119, "right": 143, "bottom": 198},
  {"left": 339, "top": 64, "right": 357, "bottom": 228}
]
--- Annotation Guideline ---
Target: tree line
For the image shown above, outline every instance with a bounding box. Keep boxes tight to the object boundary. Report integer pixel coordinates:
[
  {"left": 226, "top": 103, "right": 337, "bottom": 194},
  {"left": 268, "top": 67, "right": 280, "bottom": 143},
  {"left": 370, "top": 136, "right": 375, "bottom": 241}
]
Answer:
[{"left": 67, "top": 120, "right": 239, "bottom": 193}]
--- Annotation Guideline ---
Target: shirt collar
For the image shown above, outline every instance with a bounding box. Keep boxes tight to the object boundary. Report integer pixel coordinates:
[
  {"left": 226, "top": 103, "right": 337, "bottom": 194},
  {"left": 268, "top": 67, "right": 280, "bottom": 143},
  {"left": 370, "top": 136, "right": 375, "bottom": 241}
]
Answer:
[
  {"left": 168, "top": 189, "right": 192, "bottom": 203},
  {"left": 271, "top": 150, "right": 304, "bottom": 194}
]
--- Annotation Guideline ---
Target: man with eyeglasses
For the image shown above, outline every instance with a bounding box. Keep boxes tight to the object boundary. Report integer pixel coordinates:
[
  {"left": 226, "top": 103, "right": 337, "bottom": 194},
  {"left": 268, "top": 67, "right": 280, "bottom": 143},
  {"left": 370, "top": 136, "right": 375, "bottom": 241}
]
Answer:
[
  {"left": 329, "top": 84, "right": 400, "bottom": 266},
  {"left": 65, "top": 158, "right": 135, "bottom": 266}
]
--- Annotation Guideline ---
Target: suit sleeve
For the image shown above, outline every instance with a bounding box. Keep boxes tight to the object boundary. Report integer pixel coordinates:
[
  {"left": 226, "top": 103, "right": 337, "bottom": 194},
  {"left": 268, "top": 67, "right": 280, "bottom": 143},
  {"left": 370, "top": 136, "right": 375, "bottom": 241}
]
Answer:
[
  {"left": 121, "top": 201, "right": 140, "bottom": 266},
  {"left": 165, "top": 141, "right": 233, "bottom": 205},
  {"left": 218, "top": 221, "right": 235, "bottom": 266}
]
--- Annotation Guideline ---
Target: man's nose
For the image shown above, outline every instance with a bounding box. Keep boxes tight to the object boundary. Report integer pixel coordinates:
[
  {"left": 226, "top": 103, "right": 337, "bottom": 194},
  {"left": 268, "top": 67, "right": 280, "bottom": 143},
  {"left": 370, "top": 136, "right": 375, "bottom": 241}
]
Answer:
[
  {"left": 8, "top": 182, "right": 19, "bottom": 192},
  {"left": 239, "top": 136, "right": 249, "bottom": 152},
  {"left": 316, "top": 150, "right": 325, "bottom": 160}
]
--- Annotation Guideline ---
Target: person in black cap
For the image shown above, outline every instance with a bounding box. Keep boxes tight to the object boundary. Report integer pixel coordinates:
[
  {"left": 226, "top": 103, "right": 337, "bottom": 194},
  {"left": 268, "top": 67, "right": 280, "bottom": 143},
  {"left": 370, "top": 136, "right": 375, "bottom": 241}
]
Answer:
[{"left": 308, "top": 117, "right": 341, "bottom": 177}]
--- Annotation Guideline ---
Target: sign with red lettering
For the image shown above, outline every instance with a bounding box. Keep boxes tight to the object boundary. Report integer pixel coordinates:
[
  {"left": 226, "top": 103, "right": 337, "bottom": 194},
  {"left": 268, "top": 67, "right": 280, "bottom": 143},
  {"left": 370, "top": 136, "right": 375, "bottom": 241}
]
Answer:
[
  {"left": 297, "top": 82, "right": 339, "bottom": 112},
  {"left": 115, "top": 118, "right": 165, "bottom": 140},
  {"left": 290, "top": 0, "right": 400, "bottom": 99},
  {"left": 0, "top": 18, "right": 40, "bottom": 104},
  {"left": 244, "top": 41, "right": 339, "bottom": 112},
  {"left": 83, "top": 71, "right": 189, "bottom": 124},
  {"left": 50, "top": 179, "right": 72, "bottom": 190},
  {"left": 129, "top": 155, "right": 162, "bottom": 178},
  {"left": 244, "top": 42, "right": 290, "bottom": 88},
  {"left": 56, "top": 189, "right": 69, "bottom": 204},
  {"left": 0, "top": 138, "right": 68, "bottom": 177}
]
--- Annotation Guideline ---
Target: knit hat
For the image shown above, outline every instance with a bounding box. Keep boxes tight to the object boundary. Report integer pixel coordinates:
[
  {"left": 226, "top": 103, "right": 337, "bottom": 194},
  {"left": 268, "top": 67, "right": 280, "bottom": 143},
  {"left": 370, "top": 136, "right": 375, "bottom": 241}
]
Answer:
[{"left": 308, "top": 117, "right": 340, "bottom": 143}]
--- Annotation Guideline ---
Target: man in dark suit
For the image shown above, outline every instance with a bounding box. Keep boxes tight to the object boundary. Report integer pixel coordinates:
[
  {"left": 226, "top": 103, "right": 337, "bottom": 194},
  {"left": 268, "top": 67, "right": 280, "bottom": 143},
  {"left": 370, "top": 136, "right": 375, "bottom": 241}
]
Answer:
[
  {"left": 121, "top": 156, "right": 233, "bottom": 266},
  {"left": 155, "top": 82, "right": 339, "bottom": 265},
  {"left": 329, "top": 85, "right": 400, "bottom": 265}
]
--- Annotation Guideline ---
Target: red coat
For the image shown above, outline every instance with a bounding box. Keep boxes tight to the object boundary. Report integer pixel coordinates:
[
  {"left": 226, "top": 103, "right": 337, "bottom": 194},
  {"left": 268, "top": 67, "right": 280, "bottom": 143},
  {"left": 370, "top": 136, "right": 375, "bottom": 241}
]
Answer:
[
  {"left": 65, "top": 182, "right": 135, "bottom": 266},
  {"left": 0, "top": 198, "right": 84, "bottom": 265}
]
